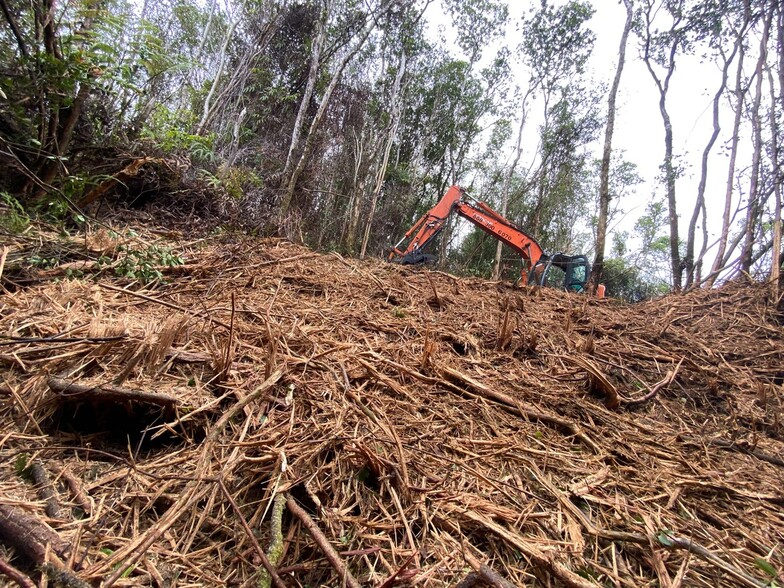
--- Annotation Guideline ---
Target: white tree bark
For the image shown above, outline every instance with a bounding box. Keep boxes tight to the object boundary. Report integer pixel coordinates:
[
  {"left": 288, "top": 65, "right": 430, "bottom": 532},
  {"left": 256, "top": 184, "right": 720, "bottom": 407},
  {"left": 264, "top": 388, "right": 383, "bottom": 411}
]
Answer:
[
  {"left": 279, "top": 0, "right": 331, "bottom": 188},
  {"left": 492, "top": 86, "right": 533, "bottom": 281},
  {"left": 772, "top": 3, "right": 784, "bottom": 292},
  {"left": 196, "top": 14, "right": 239, "bottom": 135},
  {"left": 279, "top": 4, "right": 381, "bottom": 227},
  {"left": 739, "top": 6, "right": 772, "bottom": 275},
  {"left": 360, "top": 49, "right": 407, "bottom": 259},
  {"left": 705, "top": 6, "right": 750, "bottom": 287}
]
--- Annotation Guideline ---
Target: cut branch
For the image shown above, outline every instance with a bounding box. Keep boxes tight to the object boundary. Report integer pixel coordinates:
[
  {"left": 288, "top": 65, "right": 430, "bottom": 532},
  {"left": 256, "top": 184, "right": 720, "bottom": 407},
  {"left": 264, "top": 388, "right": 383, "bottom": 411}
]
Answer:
[
  {"left": 29, "top": 460, "right": 61, "bottom": 519},
  {"left": 0, "top": 504, "right": 87, "bottom": 587},
  {"left": 0, "top": 556, "right": 35, "bottom": 588},
  {"left": 47, "top": 377, "right": 178, "bottom": 410},
  {"left": 285, "top": 493, "right": 361, "bottom": 588}
]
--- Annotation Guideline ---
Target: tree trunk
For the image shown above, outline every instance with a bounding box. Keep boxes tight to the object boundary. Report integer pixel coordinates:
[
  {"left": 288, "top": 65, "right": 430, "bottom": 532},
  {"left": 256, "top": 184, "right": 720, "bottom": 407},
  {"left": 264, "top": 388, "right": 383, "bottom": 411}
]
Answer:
[
  {"left": 196, "top": 16, "right": 239, "bottom": 135},
  {"left": 360, "top": 50, "right": 407, "bottom": 259},
  {"left": 0, "top": 0, "right": 29, "bottom": 57},
  {"left": 492, "top": 87, "right": 534, "bottom": 280},
  {"left": 279, "top": 7, "right": 379, "bottom": 230},
  {"left": 642, "top": 0, "right": 683, "bottom": 290},
  {"left": 705, "top": 9, "right": 750, "bottom": 287},
  {"left": 196, "top": 0, "right": 217, "bottom": 61},
  {"left": 345, "top": 115, "right": 385, "bottom": 253},
  {"left": 739, "top": 5, "right": 772, "bottom": 275},
  {"left": 684, "top": 33, "right": 741, "bottom": 288},
  {"left": 774, "top": 1, "right": 784, "bottom": 296},
  {"left": 279, "top": 0, "right": 330, "bottom": 197},
  {"left": 590, "top": 0, "right": 633, "bottom": 291},
  {"left": 769, "top": 67, "right": 782, "bottom": 289},
  {"left": 24, "top": 0, "right": 98, "bottom": 199}
]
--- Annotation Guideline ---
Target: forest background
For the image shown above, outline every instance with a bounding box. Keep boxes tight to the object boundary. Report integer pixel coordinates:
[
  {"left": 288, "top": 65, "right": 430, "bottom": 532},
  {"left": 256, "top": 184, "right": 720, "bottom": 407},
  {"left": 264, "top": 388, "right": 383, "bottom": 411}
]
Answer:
[{"left": 0, "top": 0, "right": 782, "bottom": 301}]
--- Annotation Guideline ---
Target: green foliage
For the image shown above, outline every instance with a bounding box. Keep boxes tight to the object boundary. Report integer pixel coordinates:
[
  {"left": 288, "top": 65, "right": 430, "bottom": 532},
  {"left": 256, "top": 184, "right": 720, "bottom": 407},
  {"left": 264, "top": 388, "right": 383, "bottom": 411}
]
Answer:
[
  {"left": 114, "top": 243, "right": 184, "bottom": 283},
  {"left": 0, "top": 193, "right": 31, "bottom": 233},
  {"left": 611, "top": 232, "right": 627, "bottom": 257},
  {"left": 521, "top": 0, "right": 596, "bottom": 88},
  {"left": 28, "top": 254, "right": 59, "bottom": 269},
  {"left": 217, "top": 166, "right": 263, "bottom": 200},
  {"left": 35, "top": 196, "right": 72, "bottom": 223},
  {"left": 443, "top": 0, "right": 509, "bottom": 63},
  {"left": 141, "top": 105, "right": 216, "bottom": 162},
  {"left": 14, "top": 454, "right": 32, "bottom": 480},
  {"left": 602, "top": 257, "right": 669, "bottom": 302},
  {"left": 754, "top": 558, "right": 780, "bottom": 586},
  {"left": 656, "top": 529, "right": 674, "bottom": 547}
]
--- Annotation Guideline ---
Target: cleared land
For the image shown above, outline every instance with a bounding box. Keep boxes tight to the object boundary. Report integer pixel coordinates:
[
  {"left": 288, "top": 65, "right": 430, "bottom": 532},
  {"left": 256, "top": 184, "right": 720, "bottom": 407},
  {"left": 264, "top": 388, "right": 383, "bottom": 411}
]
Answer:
[{"left": 1, "top": 222, "right": 783, "bottom": 587}]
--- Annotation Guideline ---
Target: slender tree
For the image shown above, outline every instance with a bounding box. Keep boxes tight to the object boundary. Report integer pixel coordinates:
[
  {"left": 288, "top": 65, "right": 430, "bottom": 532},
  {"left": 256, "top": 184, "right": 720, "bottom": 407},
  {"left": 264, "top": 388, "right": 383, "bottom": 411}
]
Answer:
[
  {"left": 772, "top": 1, "right": 784, "bottom": 293},
  {"left": 739, "top": 2, "right": 773, "bottom": 275},
  {"left": 279, "top": 0, "right": 330, "bottom": 213},
  {"left": 501, "top": 0, "right": 595, "bottom": 261},
  {"left": 360, "top": 49, "right": 407, "bottom": 258},
  {"left": 591, "top": 0, "right": 634, "bottom": 291},
  {"left": 704, "top": 1, "right": 752, "bottom": 286},
  {"left": 769, "top": 65, "right": 782, "bottom": 290},
  {"left": 684, "top": 0, "right": 744, "bottom": 287},
  {"left": 279, "top": 0, "right": 390, "bottom": 234},
  {"left": 640, "top": 0, "right": 687, "bottom": 290}
]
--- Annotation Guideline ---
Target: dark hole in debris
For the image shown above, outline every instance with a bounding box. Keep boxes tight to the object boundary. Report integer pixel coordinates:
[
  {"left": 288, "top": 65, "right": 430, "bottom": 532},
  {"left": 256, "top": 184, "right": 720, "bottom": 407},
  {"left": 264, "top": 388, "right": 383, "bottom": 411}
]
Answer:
[
  {"left": 288, "top": 482, "right": 319, "bottom": 515},
  {"left": 356, "top": 464, "right": 381, "bottom": 492},
  {"left": 48, "top": 399, "right": 198, "bottom": 451},
  {"left": 450, "top": 340, "right": 467, "bottom": 356}
]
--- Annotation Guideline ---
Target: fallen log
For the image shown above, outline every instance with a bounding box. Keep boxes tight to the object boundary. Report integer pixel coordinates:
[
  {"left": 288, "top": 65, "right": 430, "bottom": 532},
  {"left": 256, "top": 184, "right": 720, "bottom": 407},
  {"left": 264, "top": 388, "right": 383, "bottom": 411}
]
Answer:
[
  {"left": 0, "top": 504, "right": 88, "bottom": 588},
  {"left": 47, "top": 377, "right": 178, "bottom": 410},
  {"left": 29, "top": 461, "right": 61, "bottom": 519},
  {"left": 0, "top": 504, "right": 69, "bottom": 561}
]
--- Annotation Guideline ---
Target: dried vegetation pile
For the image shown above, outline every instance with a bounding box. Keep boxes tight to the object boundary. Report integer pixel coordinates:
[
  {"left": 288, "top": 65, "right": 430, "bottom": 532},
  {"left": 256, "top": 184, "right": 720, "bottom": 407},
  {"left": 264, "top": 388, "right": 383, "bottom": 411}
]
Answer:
[{"left": 0, "top": 223, "right": 783, "bottom": 588}]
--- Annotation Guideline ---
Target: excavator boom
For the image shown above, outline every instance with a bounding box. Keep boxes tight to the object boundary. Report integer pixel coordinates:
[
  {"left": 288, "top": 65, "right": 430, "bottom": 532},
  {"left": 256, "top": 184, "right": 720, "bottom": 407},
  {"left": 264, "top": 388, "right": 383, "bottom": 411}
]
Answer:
[
  {"left": 388, "top": 185, "right": 591, "bottom": 291},
  {"left": 387, "top": 185, "right": 463, "bottom": 265}
]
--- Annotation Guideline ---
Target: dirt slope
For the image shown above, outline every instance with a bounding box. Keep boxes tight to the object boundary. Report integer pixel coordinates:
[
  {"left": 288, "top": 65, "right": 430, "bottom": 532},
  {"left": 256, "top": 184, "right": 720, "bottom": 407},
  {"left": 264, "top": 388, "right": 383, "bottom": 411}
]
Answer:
[{"left": 1, "top": 225, "right": 783, "bottom": 588}]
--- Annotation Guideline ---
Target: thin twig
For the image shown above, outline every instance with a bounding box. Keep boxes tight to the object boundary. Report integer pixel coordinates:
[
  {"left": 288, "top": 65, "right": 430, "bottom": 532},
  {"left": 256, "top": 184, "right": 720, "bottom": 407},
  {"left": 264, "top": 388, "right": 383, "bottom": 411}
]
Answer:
[
  {"left": 285, "top": 493, "right": 362, "bottom": 588},
  {"left": 0, "top": 556, "right": 35, "bottom": 588},
  {"left": 219, "top": 479, "right": 288, "bottom": 588}
]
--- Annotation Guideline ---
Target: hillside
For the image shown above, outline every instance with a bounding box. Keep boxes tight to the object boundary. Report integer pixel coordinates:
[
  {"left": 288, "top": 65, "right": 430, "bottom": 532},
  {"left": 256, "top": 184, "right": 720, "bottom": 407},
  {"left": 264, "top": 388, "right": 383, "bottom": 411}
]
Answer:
[{"left": 1, "top": 219, "right": 783, "bottom": 588}]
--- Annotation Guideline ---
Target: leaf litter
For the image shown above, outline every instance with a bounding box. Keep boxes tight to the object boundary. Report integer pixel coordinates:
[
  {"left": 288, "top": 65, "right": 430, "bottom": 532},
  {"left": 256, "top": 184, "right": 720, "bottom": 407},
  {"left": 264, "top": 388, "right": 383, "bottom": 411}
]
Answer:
[{"left": 0, "top": 225, "right": 782, "bottom": 587}]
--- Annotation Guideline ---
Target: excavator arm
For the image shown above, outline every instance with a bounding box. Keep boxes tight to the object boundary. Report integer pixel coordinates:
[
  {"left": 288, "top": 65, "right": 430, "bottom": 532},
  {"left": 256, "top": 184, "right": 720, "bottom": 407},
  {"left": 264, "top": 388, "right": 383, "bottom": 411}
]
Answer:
[
  {"left": 452, "top": 199, "right": 544, "bottom": 277},
  {"left": 387, "top": 185, "right": 463, "bottom": 265},
  {"left": 388, "top": 185, "right": 591, "bottom": 291},
  {"left": 388, "top": 185, "right": 544, "bottom": 284}
]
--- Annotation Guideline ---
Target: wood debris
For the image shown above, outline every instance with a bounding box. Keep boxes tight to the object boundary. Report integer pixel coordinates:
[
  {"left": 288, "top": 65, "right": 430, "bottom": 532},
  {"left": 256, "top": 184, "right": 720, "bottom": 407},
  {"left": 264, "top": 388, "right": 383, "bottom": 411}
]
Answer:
[{"left": 0, "top": 225, "right": 782, "bottom": 587}]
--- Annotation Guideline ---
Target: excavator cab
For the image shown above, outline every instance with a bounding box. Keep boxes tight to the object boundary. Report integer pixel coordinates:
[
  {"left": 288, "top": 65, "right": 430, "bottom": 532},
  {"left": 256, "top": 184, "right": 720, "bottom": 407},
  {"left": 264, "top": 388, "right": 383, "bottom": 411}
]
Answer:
[{"left": 529, "top": 254, "right": 590, "bottom": 292}]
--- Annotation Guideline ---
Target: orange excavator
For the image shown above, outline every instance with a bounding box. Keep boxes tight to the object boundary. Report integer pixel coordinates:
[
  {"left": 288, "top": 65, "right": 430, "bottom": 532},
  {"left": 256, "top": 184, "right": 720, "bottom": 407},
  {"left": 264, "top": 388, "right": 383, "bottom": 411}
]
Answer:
[{"left": 387, "top": 185, "right": 591, "bottom": 291}]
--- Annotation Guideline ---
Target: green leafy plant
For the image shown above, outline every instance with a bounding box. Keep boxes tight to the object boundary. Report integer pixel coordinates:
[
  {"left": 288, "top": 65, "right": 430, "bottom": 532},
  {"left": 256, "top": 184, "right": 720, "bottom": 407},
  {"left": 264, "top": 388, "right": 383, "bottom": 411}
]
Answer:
[
  {"left": 141, "top": 105, "right": 216, "bottom": 163},
  {"left": 14, "top": 454, "right": 31, "bottom": 479},
  {"left": 656, "top": 530, "right": 674, "bottom": 546},
  {"left": 28, "top": 254, "right": 59, "bottom": 269},
  {"left": 0, "top": 192, "right": 31, "bottom": 232},
  {"left": 35, "top": 195, "right": 71, "bottom": 222},
  {"left": 754, "top": 558, "right": 780, "bottom": 584},
  {"left": 114, "top": 243, "right": 184, "bottom": 284}
]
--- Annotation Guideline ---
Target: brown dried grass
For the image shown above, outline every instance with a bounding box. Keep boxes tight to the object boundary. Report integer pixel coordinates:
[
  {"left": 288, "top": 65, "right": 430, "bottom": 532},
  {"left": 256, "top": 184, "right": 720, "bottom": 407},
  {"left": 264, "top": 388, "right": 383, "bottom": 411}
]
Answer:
[{"left": 0, "top": 226, "right": 782, "bottom": 587}]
